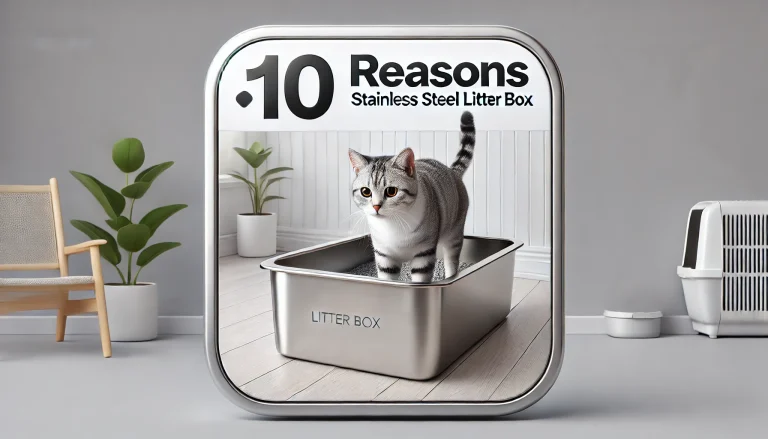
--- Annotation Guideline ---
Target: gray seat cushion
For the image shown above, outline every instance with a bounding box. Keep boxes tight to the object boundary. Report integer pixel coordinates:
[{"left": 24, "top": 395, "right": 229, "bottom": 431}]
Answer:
[{"left": 0, "top": 276, "right": 94, "bottom": 286}]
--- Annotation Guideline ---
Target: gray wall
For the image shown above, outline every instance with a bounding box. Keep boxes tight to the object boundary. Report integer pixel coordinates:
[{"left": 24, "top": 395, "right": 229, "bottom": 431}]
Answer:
[{"left": 2, "top": 0, "right": 768, "bottom": 316}]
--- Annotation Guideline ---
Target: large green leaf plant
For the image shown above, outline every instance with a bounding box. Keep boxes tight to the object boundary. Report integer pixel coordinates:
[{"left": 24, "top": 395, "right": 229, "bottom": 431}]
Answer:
[
  {"left": 227, "top": 141, "right": 292, "bottom": 214},
  {"left": 70, "top": 138, "right": 188, "bottom": 285}
]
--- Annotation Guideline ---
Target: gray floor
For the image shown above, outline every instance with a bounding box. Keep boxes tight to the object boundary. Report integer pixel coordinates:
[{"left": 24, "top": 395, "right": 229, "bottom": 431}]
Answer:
[{"left": 2, "top": 334, "right": 766, "bottom": 438}]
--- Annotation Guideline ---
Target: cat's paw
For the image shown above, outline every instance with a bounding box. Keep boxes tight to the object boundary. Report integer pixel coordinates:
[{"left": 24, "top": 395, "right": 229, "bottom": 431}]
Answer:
[
  {"left": 410, "top": 273, "right": 434, "bottom": 283},
  {"left": 443, "top": 262, "right": 458, "bottom": 279},
  {"left": 377, "top": 270, "right": 401, "bottom": 281}
]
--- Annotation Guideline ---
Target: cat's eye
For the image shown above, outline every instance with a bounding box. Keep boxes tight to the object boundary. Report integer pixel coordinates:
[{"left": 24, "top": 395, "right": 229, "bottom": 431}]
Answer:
[
  {"left": 385, "top": 187, "right": 398, "bottom": 197},
  {"left": 360, "top": 187, "right": 372, "bottom": 197}
]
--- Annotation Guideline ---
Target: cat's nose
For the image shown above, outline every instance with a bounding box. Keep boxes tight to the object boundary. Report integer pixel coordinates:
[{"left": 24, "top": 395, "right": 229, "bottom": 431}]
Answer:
[{"left": 373, "top": 205, "right": 381, "bottom": 213}]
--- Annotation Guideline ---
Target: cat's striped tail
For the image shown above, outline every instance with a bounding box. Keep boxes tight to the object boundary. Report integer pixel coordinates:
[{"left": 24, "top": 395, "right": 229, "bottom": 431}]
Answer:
[{"left": 451, "top": 111, "right": 476, "bottom": 176}]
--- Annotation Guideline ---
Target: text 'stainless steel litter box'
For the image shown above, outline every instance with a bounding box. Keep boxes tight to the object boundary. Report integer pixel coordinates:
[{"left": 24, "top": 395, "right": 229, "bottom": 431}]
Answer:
[{"left": 260, "top": 234, "right": 523, "bottom": 380}]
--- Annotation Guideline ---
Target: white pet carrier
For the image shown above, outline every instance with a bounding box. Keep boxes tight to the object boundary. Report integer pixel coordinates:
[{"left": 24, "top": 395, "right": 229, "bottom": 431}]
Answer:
[{"left": 678, "top": 201, "right": 768, "bottom": 338}]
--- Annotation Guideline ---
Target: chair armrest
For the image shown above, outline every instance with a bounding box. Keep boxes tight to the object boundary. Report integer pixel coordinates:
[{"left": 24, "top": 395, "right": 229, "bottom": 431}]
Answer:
[{"left": 64, "top": 240, "right": 108, "bottom": 255}]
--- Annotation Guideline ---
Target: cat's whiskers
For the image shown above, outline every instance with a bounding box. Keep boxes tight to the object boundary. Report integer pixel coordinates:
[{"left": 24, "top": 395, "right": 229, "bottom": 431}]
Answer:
[
  {"left": 347, "top": 210, "right": 368, "bottom": 234},
  {"left": 394, "top": 209, "right": 420, "bottom": 228},
  {"left": 391, "top": 212, "right": 410, "bottom": 233},
  {"left": 386, "top": 211, "right": 406, "bottom": 233},
  {"left": 341, "top": 210, "right": 365, "bottom": 227},
  {"left": 341, "top": 209, "right": 365, "bottom": 224}
]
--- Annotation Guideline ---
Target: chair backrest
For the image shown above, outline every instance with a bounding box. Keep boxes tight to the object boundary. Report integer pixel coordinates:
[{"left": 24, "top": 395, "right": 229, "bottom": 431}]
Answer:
[{"left": 0, "top": 178, "right": 67, "bottom": 275}]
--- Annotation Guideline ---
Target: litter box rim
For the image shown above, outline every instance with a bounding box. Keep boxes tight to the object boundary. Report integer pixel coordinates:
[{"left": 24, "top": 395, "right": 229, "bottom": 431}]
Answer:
[{"left": 259, "top": 233, "right": 524, "bottom": 288}]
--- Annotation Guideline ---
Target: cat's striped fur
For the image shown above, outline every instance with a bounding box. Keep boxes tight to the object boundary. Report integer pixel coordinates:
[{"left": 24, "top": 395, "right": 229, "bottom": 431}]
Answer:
[
  {"left": 451, "top": 111, "right": 476, "bottom": 174},
  {"left": 348, "top": 111, "right": 476, "bottom": 283}
]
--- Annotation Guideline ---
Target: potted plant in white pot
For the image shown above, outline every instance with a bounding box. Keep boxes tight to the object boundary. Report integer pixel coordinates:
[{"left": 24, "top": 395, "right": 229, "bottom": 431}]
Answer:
[
  {"left": 69, "top": 138, "right": 187, "bottom": 341},
  {"left": 227, "top": 141, "right": 292, "bottom": 257}
]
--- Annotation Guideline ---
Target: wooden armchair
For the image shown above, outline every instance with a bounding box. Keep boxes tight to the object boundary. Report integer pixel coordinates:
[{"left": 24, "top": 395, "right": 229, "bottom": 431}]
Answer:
[{"left": 0, "top": 178, "right": 112, "bottom": 357}]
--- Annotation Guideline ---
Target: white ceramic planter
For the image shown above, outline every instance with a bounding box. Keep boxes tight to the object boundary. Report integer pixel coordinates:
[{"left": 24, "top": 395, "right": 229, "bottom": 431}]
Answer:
[
  {"left": 237, "top": 212, "right": 277, "bottom": 257},
  {"left": 104, "top": 283, "right": 158, "bottom": 342}
]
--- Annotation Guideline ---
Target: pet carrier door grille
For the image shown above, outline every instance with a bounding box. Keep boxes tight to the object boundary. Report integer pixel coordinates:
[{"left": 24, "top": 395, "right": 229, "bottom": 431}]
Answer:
[{"left": 722, "top": 214, "right": 768, "bottom": 312}]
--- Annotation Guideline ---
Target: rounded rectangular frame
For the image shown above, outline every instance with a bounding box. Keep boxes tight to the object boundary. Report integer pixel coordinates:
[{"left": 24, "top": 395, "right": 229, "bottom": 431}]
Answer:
[{"left": 204, "top": 24, "right": 564, "bottom": 418}]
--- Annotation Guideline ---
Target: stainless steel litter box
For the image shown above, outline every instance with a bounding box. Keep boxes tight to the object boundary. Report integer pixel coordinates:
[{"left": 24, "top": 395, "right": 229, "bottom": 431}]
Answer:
[{"left": 260, "top": 234, "right": 523, "bottom": 380}]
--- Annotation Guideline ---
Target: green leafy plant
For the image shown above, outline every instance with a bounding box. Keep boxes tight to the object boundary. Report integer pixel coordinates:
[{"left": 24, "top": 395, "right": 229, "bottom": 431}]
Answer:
[
  {"left": 227, "top": 141, "right": 292, "bottom": 214},
  {"left": 70, "top": 138, "right": 188, "bottom": 285}
]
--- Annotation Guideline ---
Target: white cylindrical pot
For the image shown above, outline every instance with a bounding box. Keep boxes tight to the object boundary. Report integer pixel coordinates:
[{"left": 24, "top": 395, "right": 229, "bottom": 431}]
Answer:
[
  {"left": 104, "top": 283, "right": 158, "bottom": 342},
  {"left": 237, "top": 212, "right": 277, "bottom": 257}
]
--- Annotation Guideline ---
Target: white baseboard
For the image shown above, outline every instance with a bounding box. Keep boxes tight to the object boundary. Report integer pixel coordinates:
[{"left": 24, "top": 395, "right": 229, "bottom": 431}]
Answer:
[
  {"left": 514, "top": 246, "right": 551, "bottom": 281},
  {"left": 276, "top": 227, "right": 350, "bottom": 253},
  {"left": 566, "top": 315, "right": 697, "bottom": 335},
  {"left": 219, "top": 233, "right": 238, "bottom": 257},
  {"left": 0, "top": 316, "right": 203, "bottom": 335}
]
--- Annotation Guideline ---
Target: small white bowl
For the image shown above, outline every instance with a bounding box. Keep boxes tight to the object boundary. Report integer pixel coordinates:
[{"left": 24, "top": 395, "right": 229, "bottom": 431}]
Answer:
[{"left": 603, "top": 310, "right": 663, "bottom": 338}]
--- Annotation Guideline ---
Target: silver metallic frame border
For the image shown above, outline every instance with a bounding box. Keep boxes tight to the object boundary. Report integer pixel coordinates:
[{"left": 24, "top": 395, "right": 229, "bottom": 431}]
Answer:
[{"left": 204, "top": 25, "right": 564, "bottom": 418}]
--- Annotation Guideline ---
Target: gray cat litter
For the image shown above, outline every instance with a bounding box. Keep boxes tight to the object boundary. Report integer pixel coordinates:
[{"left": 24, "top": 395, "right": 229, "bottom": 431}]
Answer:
[{"left": 346, "top": 259, "right": 473, "bottom": 282}]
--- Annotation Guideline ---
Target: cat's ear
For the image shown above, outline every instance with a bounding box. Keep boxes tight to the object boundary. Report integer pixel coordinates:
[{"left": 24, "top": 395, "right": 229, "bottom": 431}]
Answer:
[
  {"left": 348, "top": 148, "right": 370, "bottom": 175},
  {"left": 393, "top": 147, "right": 416, "bottom": 178}
]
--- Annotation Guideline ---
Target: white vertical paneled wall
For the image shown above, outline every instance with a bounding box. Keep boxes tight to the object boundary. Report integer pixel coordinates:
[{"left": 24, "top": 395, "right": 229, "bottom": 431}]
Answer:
[{"left": 218, "top": 130, "right": 552, "bottom": 279}]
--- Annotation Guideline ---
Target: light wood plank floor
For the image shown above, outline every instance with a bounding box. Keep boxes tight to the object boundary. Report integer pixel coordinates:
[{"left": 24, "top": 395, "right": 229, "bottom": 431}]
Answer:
[{"left": 218, "top": 254, "right": 552, "bottom": 402}]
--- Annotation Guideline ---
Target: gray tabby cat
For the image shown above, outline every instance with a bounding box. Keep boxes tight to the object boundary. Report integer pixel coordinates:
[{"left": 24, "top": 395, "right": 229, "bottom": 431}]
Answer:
[{"left": 348, "top": 111, "right": 476, "bottom": 283}]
